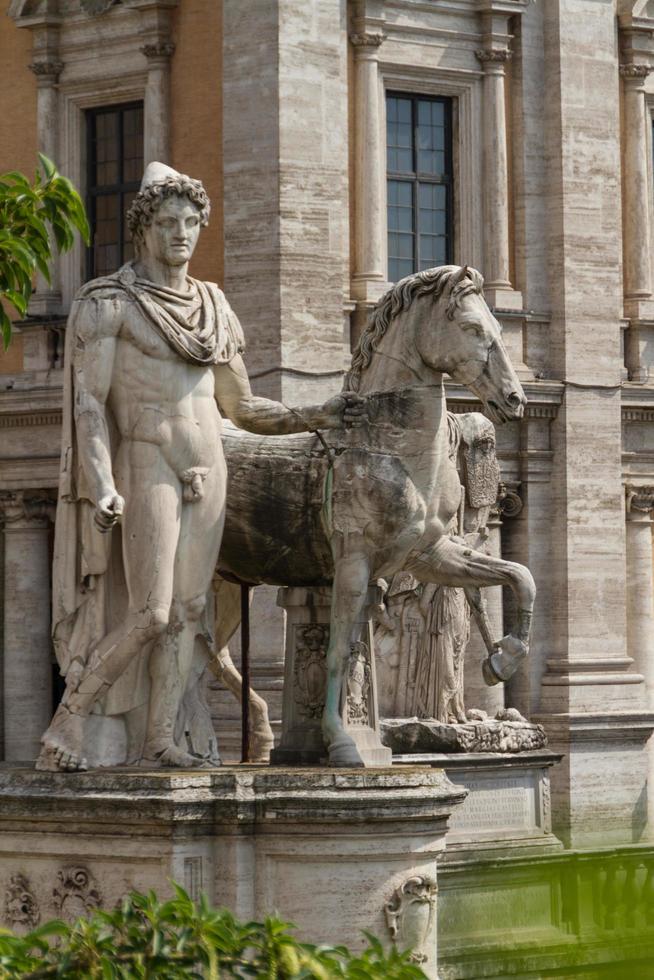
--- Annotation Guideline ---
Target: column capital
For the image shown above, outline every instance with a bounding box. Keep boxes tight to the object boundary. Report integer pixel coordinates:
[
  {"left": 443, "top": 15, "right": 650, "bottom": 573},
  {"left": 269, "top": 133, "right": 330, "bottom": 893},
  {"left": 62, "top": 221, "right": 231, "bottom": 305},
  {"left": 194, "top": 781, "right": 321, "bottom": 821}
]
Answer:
[
  {"left": 140, "top": 40, "right": 175, "bottom": 62},
  {"left": 620, "top": 62, "right": 652, "bottom": 84},
  {"left": 0, "top": 491, "right": 55, "bottom": 528},
  {"left": 28, "top": 59, "right": 64, "bottom": 83},
  {"left": 476, "top": 48, "right": 512, "bottom": 69},
  {"left": 626, "top": 484, "right": 654, "bottom": 518},
  {"left": 349, "top": 32, "right": 386, "bottom": 50}
]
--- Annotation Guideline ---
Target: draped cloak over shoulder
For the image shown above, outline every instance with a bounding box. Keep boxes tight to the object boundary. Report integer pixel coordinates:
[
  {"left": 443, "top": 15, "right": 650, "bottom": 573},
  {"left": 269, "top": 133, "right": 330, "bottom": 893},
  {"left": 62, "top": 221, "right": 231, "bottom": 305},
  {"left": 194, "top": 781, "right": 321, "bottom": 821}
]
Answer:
[{"left": 52, "top": 263, "right": 245, "bottom": 721}]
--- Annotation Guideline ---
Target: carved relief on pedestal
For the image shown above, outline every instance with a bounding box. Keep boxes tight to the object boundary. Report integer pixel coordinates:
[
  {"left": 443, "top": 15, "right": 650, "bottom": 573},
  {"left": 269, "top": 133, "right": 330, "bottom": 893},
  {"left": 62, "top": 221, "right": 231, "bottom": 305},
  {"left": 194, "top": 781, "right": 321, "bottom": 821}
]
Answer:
[
  {"left": 385, "top": 875, "right": 438, "bottom": 966},
  {"left": 4, "top": 873, "right": 40, "bottom": 930},
  {"left": 346, "top": 641, "right": 372, "bottom": 727},
  {"left": 293, "top": 625, "right": 329, "bottom": 720},
  {"left": 53, "top": 867, "right": 101, "bottom": 920}
]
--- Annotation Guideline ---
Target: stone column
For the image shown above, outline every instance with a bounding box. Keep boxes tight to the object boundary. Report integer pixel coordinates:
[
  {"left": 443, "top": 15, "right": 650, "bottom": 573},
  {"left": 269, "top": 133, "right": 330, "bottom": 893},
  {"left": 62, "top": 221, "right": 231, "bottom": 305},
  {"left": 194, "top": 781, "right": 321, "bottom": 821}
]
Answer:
[
  {"left": 621, "top": 65, "right": 652, "bottom": 309},
  {"left": 28, "top": 59, "right": 64, "bottom": 317},
  {"left": 625, "top": 485, "right": 654, "bottom": 836},
  {"left": 625, "top": 487, "right": 654, "bottom": 704},
  {"left": 141, "top": 42, "right": 175, "bottom": 165},
  {"left": 475, "top": 48, "right": 522, "bottom": 312},
  {"left": 1, "top": 494, "right": 54, "bottom": 762},
  {"left": 350, "top": 29, "right": 388, "bottom": 345}
]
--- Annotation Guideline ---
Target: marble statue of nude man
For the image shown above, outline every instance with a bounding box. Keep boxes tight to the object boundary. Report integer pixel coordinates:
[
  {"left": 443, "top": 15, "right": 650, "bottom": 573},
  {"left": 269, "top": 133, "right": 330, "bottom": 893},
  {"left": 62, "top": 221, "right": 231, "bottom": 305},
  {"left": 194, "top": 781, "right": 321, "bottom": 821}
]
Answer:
[{"left": 36, "top": 162, "right": 363, "bottom": 772}]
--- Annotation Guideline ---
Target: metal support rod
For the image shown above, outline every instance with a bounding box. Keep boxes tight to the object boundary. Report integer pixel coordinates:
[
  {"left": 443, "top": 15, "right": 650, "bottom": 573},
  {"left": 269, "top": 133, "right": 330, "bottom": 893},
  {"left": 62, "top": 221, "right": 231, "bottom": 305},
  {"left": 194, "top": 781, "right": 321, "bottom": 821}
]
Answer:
[{"left": 240, "top": 584, "right": 250, "bottom": 763}]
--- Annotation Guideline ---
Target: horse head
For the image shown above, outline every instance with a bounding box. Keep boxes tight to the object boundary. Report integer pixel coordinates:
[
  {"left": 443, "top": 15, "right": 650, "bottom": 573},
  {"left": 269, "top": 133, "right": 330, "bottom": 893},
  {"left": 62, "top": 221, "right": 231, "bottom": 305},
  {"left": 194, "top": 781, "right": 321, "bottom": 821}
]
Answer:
[
  {"left": 346, "top": 265, "right": 526, "bottom": 424},
  {"left": 416, "top": 264, "right": 526, "bottom": 423}
]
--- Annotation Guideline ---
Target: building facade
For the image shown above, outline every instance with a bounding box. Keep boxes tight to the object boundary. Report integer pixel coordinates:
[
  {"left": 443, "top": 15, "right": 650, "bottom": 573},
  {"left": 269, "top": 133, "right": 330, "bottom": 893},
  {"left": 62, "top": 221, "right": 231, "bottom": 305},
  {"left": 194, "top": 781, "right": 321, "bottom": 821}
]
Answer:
[{"left": 1, "top": 0, "right": 654, "bottom": 973}]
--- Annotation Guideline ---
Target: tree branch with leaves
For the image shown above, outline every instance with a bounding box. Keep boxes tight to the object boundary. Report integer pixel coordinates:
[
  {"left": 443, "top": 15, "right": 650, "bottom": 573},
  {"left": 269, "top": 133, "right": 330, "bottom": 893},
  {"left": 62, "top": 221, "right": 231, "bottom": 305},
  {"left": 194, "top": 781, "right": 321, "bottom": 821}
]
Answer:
[{"left": 0, "top": 154, "right": 90, "bottom": 349}]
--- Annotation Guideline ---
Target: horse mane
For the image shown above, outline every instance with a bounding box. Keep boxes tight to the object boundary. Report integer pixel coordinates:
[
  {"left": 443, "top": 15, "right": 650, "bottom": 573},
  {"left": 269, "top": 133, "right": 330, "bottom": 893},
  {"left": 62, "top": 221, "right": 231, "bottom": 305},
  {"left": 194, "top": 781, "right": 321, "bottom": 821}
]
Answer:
[{"left": 344, "top": 264, "right": 485, "bottom": 392}]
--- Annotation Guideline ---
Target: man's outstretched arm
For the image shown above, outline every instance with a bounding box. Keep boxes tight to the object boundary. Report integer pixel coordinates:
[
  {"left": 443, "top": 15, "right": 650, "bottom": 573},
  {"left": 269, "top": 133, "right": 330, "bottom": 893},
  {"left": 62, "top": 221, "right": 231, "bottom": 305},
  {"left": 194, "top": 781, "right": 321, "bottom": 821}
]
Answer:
[{"left": 214, "top": 353, "right": 365, "bottom": 434}]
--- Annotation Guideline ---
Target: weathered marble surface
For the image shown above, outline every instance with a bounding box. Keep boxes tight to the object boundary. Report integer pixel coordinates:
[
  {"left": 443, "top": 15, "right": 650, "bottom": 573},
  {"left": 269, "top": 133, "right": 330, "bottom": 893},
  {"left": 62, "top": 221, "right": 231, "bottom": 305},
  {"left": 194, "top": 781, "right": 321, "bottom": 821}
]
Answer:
[
  {"left": 0, "top": 765, "right": 466, "bottom": 977},
  {"left": 216, "top": 266, "right": 535, "bottom": 767},
  {"left": 37, "top": 162, "right": 363, "bottom": 774},
  {"left": 375, "top": 412, "right": 500, "bottom": 724},
  {"left": 382, "top": 712, "right": 548, "bottom": 756}
]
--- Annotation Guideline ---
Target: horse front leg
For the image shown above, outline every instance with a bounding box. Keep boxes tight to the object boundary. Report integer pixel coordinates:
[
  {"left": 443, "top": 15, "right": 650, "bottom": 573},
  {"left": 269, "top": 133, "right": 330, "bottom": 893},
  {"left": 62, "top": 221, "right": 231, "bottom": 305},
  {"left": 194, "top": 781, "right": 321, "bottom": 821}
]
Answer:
[
  {"left": 407, "top": 536, "right": 536, "bottom": 687},
  {"left": 322, "top": 548, "right": 371, "bottom": 767}
]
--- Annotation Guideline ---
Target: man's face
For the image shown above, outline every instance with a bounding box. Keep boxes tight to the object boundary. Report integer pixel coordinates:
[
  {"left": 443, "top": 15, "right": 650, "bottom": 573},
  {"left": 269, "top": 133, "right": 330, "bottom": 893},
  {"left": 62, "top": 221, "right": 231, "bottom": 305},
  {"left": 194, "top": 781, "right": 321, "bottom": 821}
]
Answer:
[{"left": 141, "top": 195, "right": 202, "bottom": 268}]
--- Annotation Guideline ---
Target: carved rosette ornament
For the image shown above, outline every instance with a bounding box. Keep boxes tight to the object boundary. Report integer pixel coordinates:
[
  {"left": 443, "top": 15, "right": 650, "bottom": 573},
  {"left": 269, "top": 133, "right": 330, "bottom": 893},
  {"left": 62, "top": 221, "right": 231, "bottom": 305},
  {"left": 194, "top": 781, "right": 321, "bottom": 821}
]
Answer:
[
  {"left": 385, "top": 875, "right": 438, "bottom": 966},
  {"left": 346, "top": 640, "right": 372, "bottom": 726},
  {"left": 293, "top": 624, "right": 329, "bottom": 719},
  {"left": 53, "top": 867, "right": 101, "bottom": 920},
  {"left": 4, "top": 874, "right": 40, "bottom": 930}
]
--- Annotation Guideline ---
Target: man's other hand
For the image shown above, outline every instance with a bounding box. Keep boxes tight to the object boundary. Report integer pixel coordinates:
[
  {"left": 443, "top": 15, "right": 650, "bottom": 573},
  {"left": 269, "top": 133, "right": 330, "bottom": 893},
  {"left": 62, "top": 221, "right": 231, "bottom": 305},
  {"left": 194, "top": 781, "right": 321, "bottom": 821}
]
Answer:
[{"left": 95, "top": 492, "right": 125, "bottom": 533}]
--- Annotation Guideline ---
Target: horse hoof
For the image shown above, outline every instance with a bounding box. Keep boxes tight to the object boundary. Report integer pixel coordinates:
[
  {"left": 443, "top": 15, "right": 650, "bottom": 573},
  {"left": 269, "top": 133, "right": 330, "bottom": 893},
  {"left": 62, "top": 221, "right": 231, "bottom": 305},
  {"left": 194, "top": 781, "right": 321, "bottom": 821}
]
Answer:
[
  {"left": 327, "top": 734, "right": 364, "bottom": 768},
  {"left": 482, "top": 657, "right": 502, "bottom": 686}
]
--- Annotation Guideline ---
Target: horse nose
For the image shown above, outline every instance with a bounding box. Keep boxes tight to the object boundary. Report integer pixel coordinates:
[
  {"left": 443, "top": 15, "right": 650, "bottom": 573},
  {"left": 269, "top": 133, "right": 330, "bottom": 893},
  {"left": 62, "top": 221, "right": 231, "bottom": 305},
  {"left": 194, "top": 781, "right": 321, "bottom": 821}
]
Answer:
[{"left": 506, "top": 390, "right": 526, "bottom": 414}]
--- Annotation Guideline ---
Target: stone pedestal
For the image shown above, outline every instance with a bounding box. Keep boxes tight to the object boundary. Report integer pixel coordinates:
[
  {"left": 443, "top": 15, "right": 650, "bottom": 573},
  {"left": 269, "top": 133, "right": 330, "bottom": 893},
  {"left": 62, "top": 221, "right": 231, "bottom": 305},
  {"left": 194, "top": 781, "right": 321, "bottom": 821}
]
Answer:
[
  {"left": 271, "top": 586, "right": 392, "bottom": 767},
  {"left": 393, "top": 751, "right": 562, "bottom": 860},
  {"left": 0, "top": 766, "right": 466, "bottom": 977}
]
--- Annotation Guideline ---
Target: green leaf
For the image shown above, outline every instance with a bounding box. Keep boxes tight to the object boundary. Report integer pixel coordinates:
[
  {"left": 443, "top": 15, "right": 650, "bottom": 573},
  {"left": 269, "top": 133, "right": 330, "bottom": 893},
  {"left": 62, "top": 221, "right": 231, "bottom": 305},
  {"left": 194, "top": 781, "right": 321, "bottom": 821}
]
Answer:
[
  {"left": 38, "top": 152, "right": 57, "bottom": 181},
  {"left": 4, "top": 289, "right": 27, "bottom": 317}
]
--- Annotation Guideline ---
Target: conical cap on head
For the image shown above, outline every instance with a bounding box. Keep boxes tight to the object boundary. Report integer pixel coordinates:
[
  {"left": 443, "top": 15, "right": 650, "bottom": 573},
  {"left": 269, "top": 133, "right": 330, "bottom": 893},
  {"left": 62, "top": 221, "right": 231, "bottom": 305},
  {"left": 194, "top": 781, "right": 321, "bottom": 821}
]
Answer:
[{"left": 139, "top": 161, "right": 183, "bottom": 193}]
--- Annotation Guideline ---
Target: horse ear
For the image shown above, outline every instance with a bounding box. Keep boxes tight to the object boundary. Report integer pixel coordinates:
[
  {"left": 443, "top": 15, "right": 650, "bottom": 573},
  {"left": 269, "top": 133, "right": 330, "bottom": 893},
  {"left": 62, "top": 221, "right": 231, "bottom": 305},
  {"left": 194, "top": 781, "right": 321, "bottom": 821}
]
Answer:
[{"left": 450, "top": 264, "right": 469, "bottom": 289}]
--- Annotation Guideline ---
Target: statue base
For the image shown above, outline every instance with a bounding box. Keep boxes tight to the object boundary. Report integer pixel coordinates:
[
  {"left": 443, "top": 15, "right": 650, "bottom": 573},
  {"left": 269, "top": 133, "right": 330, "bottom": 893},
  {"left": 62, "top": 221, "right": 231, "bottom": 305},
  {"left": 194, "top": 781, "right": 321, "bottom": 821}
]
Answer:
[
  {"left": 381, "top": 715, "right": 548, "bottom": 756},
  {"left": 271, "top": 587, "right": 392, "bottom": 767},
  {"left": 0, "top": 764, "right": 465, "bottom": 977},
  {"left": 393, "top": 750, "right": 562, "bottom": 859}
]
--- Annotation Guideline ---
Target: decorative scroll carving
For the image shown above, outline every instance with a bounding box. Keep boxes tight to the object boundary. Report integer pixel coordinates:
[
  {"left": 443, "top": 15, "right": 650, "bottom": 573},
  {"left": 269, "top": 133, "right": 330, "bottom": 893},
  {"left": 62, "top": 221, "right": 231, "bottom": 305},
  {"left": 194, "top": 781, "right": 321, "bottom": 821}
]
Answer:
[
  {"left": 346, "top": 641, "right": 371, "bottom": 726},
  {"left": 385, "top": 875, "right": 438, "bottom": 966},
  {"left": 4, "top": 874, "right": 40, "bottom": 930},
  {"left": 625, "top": 484, "right": 654, "bottom": 515},
  {"left": 349, "top": 32, "right": 386, "bottom": 48},
  {"left": 141, "top": 41, "right": 176, "bottom": 60},
  {"left": 53, "top": 867, "right": 102, "bottom": 920},
  {"left": 496, "top": 481, "right": 523, "bottom": 519},
  {"left": 293, "top": 624, "right": 329, "bottom": 719}
]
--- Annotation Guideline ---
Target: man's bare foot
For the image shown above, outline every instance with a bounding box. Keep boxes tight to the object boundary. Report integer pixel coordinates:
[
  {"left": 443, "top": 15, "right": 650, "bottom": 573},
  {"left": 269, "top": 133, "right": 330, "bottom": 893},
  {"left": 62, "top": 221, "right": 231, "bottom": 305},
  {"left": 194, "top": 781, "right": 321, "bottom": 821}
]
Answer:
[{"left": 35, "top": 705, "right": 88, "bottom": 772}]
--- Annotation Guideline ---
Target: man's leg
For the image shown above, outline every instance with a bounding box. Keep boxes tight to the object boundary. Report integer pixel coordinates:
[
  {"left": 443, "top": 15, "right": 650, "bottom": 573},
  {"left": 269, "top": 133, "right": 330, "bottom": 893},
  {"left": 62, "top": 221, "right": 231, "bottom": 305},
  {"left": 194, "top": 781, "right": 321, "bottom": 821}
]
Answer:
[
  {"left": 142, "top": 460, "right": 226, "bottom": 765},
  {"left": 36, "top": 451, "right": 180, "bottom": 772}
]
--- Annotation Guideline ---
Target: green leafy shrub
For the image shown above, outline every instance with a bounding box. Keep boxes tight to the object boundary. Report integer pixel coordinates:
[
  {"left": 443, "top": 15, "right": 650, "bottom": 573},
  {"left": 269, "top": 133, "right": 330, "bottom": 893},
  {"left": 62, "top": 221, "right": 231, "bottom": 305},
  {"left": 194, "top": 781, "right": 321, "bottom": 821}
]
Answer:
[
  {"left": 0, "top": 884, "right": 428, "bottom": 979},
  {"left": 0, "top": 154, "right": 90, "bottom": 349}
]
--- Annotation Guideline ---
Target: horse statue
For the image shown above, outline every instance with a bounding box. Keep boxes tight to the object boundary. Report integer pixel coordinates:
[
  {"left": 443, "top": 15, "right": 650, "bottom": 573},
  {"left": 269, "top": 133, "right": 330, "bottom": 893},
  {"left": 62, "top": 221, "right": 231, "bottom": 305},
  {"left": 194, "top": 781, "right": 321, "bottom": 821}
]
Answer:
[{"left": 210, "top": 264, "right": 535, "bottom": 767}]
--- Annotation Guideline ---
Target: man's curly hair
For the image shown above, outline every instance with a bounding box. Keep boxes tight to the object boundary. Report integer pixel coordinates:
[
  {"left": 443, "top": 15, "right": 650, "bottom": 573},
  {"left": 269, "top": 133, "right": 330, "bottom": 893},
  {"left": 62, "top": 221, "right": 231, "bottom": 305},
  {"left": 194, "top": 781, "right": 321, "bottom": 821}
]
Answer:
[{"left": 126, "top": 173, "right": 211, "bottom": 247}]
